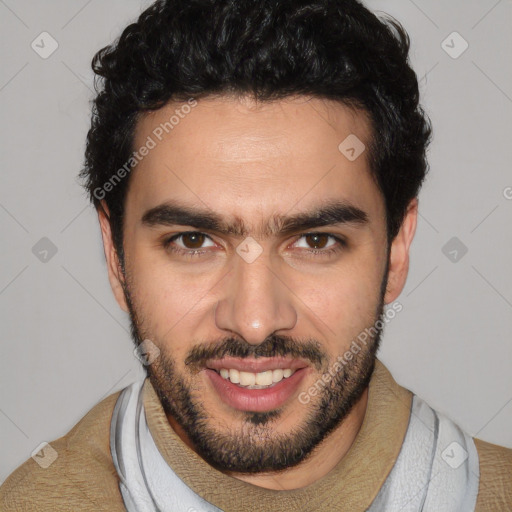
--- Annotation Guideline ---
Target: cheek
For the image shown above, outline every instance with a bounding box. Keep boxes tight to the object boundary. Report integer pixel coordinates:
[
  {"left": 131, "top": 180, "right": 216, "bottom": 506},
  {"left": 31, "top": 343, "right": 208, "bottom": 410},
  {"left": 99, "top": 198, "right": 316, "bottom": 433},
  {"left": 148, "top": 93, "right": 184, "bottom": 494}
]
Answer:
[
  {"left": 294, "top": 255, "right": 384, "bottom": 349},
  {"left": 125, "top": 247, "right": 221, "bottom": 354},
  {"left": 132, "top": 271, "right": 204, "bottom": 324}
]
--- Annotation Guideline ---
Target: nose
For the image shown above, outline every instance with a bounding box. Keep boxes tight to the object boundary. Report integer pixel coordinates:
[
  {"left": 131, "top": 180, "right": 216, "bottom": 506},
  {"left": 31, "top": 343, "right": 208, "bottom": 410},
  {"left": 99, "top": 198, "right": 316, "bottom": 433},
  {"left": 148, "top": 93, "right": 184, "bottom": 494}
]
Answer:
[{"left": 214, "top": 251, "right": 297, "bottom": 345}]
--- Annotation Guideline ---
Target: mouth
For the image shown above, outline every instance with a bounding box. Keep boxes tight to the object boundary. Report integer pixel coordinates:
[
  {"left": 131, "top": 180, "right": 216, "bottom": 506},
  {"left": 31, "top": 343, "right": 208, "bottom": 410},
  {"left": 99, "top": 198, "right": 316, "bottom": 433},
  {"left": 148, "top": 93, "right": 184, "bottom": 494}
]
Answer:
[
  {"left": 211, "top": 367, "right": 297, "bottom": 388},
  {"left": 204, "top": 357, "right": 310, "bottom": 412}
]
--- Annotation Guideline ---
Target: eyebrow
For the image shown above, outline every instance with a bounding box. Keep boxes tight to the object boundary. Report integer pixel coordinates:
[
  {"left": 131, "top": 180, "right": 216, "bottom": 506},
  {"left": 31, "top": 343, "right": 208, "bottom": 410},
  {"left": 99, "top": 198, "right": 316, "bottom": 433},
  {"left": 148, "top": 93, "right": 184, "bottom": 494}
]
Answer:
[{"left": 141, "top": 199, "right": 369, "bottom": 238}]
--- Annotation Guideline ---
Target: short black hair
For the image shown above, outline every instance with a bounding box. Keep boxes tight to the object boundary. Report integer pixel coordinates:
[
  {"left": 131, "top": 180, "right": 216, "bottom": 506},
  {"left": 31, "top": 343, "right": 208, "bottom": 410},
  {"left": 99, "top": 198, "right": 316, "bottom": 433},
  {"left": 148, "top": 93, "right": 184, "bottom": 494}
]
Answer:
[{"left": 81, "top": 0, "right": 432, "bottom": 265}]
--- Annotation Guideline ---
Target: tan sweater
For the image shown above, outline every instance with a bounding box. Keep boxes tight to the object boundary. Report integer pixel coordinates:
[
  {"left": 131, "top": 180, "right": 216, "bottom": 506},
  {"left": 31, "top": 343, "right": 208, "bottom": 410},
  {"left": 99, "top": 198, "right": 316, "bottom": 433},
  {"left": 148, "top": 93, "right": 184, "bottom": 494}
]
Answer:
[{"left": 1, "top": 360, "right": 510, "bottom": 511}]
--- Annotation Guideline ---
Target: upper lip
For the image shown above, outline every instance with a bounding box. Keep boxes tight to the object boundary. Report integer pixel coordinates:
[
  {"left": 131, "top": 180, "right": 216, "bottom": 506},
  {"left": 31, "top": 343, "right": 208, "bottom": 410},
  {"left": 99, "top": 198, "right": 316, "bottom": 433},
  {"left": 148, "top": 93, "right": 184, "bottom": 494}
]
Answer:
[{"left": 205, "top": 357, "right": 308, "bottom": 373}]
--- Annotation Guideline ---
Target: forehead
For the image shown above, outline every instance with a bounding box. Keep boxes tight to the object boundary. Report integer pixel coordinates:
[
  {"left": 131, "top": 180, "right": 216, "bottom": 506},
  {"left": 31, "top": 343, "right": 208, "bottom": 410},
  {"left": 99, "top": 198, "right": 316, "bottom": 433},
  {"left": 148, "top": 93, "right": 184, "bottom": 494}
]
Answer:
[{"left": 126, "top": 95, "right": 384, "bottom": 231}]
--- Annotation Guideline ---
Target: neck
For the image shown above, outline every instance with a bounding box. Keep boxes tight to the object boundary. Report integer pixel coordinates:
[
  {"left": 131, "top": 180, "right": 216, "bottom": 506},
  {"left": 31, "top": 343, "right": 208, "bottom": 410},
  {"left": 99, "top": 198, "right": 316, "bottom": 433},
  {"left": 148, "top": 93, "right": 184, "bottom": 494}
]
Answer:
[{"left": 167, "top": 386, "right": 369, "bottom": 491}]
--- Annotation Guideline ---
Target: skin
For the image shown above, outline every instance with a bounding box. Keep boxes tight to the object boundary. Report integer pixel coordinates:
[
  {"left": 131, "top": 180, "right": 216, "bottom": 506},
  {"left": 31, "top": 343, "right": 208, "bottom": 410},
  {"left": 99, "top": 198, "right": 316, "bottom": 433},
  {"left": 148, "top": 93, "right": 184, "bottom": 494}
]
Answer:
[{"left": 98, "top": 94, "right": 417, "bottom": 490}]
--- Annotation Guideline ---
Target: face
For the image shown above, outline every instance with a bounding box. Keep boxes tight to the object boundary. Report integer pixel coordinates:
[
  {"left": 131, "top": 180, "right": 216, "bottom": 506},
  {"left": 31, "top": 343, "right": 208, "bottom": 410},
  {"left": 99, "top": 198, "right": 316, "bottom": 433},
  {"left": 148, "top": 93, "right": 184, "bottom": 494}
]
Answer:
[{"left": 100, "top": 94, "right": 415, "bottom": 473}]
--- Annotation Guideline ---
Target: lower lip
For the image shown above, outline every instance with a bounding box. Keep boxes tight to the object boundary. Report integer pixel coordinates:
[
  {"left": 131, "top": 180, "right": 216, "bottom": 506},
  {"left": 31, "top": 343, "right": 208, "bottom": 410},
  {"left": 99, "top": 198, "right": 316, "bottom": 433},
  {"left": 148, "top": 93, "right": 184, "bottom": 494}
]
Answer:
[{"left": 205, "top": 368, "right": 308, "bottom": 412}]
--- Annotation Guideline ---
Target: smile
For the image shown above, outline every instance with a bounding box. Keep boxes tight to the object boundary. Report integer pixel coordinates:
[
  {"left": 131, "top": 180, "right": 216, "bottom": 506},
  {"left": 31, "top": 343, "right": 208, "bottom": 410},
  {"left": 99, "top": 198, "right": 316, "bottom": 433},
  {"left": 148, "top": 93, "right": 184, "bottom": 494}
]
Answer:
[
  {"left": 204, "top": 357, "right": 309, "bottom": 411},
  {"left": 215, "top": 368, "right": 296, "bottom": 388}
]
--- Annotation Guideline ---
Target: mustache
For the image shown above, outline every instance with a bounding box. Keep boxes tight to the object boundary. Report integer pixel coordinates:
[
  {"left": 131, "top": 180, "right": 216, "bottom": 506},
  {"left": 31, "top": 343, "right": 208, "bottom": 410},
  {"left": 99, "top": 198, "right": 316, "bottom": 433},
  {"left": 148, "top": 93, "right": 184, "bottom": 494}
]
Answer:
[{"left": 185, "top": 333, "right": 326, "bottom": 372}]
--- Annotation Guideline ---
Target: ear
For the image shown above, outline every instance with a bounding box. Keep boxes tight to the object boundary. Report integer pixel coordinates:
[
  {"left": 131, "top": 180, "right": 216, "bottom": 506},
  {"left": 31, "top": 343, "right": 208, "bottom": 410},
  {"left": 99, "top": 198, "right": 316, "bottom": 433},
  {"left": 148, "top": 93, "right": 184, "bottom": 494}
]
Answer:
[
  {"left": 384, "top": 198, "right": 418, "bottom": 304},
  {"left": 98, "top": 202, "right": 129, "bottom": 313}
]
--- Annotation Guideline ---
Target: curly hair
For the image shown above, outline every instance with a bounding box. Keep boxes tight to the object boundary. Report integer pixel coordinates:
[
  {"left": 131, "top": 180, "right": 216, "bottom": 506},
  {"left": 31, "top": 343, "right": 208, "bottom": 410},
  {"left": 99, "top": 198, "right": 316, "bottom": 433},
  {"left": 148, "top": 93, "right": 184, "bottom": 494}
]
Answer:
[{"left": 81, "top": 0, "right": 432, "bottom": 265}]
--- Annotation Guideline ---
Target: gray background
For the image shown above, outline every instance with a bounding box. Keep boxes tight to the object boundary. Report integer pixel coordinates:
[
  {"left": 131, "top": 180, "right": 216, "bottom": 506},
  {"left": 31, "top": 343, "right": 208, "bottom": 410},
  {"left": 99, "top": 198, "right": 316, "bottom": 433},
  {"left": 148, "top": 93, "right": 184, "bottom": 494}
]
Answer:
[{"left": 1, "top": 0, "right": 511, "bottom": 482}]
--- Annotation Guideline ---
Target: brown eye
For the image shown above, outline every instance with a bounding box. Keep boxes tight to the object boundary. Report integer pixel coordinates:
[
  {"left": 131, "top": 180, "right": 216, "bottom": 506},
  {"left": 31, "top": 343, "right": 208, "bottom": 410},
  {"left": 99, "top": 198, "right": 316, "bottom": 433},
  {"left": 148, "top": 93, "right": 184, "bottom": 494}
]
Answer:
[
  {"left": 163, "top": 231, "right": 216, "bottom": 256},
  {"left": 304, "top": 233, "right": 330, "bottom": 249},
  {"left": 181, "top": 232, "right": 206, "bottom": 249},
  {"left": 291, "top": 233, "right": 345, "bottom": 256}
]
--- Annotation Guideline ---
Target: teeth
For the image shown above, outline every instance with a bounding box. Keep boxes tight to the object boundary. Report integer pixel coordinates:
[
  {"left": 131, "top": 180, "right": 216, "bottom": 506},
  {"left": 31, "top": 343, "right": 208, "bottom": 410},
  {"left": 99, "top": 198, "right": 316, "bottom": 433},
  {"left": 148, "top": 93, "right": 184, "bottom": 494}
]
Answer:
[
  {"left": 217, "top": 368, "right": 296, "bottom": 387},
  {"left": 272, "top": 369, "right": 284, "bottom": 382},
  {"left": 255, "top": 370, "right": 273, "bottom": 386},
  {"left": 228, "top": 368, "right": 240, "bottom": 384},
  {"left": 239, "top": 371, "right": 256, "bottom": 386}
]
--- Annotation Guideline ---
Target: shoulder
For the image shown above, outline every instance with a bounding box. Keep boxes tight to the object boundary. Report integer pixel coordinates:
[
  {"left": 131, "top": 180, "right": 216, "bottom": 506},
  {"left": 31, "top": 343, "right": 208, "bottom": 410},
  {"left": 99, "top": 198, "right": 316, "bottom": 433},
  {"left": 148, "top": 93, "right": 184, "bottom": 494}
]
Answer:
[
  {"left": 380, "top": 365, "right": 511, "bottom": 510},
  {"left": 0, "top": 388, "right": 126, "bottom": 511},
  {"left": 474, "top": 438, "right": 512, "bottom": 511}
]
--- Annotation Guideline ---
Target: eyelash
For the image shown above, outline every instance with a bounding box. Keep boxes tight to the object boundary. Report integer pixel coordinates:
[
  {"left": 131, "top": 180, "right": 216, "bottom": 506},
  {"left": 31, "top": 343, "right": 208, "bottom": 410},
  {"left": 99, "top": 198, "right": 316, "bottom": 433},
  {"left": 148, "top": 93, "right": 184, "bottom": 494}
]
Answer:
[{"left": 162, "top": 232, "right": 347, "bottom": 259}]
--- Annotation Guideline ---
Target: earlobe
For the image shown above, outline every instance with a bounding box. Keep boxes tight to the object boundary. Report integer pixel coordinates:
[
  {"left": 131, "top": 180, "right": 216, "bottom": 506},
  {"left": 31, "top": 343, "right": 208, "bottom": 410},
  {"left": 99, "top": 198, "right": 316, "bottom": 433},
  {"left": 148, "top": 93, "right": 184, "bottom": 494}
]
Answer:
[
  {"left": 98, "top": 202, "right": 129, "bottom": 313},
  {"left": 383, "top": 198, "right": 418, "bottom": 304}
]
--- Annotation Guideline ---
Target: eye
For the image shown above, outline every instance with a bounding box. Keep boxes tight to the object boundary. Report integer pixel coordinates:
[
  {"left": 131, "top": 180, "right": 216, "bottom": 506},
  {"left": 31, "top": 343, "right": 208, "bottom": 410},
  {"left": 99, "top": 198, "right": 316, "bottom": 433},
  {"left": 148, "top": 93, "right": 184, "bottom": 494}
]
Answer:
[
  {"left": 291, "top": 233, "right": 346, "bottom": 256},
  {"left": 295, "top": 233, "right": 335, "bottom": 250},
  {"left": 163, "top": 231, "right": 216, "bottom": 256}
]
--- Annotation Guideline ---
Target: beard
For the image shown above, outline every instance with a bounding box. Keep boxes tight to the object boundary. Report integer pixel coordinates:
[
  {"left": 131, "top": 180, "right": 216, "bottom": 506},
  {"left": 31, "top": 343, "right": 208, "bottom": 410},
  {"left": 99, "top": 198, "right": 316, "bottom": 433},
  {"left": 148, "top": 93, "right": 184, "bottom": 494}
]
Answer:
[{"left": 122, "top": 263, "right": 389, "bottom": 474}]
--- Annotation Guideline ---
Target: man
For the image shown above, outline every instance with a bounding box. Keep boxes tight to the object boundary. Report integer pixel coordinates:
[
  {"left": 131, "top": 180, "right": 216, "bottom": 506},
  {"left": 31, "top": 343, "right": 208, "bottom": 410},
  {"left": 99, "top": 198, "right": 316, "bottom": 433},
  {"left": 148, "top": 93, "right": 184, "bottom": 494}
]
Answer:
[{"left": 1, "top": 0, "right": 510, "bottom": 510}]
